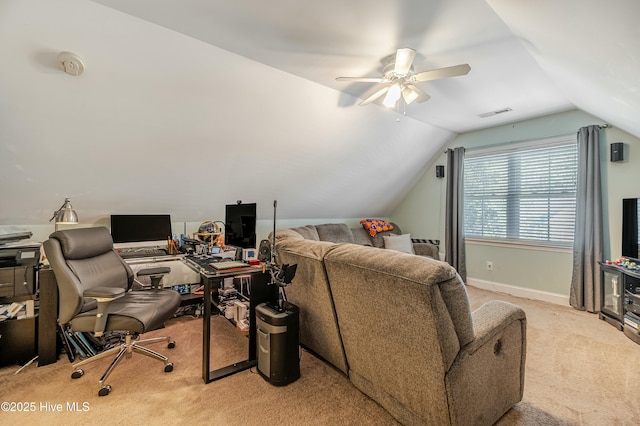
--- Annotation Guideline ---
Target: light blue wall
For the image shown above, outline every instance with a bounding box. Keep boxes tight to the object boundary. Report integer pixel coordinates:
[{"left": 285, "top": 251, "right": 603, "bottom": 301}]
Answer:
[{"left": 392, "top": 109, "right": 640, "bottom": 298}]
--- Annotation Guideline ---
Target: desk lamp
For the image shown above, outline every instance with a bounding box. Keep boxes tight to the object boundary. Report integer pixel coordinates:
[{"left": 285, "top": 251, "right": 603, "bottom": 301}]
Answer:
[{"left": 50, "top": 197, "right": 79, "bottom": 231}]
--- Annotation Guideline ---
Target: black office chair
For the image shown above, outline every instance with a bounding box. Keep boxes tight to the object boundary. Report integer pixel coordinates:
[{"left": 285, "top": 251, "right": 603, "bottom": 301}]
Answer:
[
  {"left": 135, "top": 266, "right": 172, "bottom": 290},
  {"left": 43, "top": 227, "right": 181, "bottom": 396}
]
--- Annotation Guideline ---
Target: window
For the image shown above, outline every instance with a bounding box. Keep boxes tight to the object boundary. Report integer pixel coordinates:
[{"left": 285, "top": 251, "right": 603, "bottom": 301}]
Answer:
[{"left": 463, "top": 135, "right": 577, "bottom": 247}]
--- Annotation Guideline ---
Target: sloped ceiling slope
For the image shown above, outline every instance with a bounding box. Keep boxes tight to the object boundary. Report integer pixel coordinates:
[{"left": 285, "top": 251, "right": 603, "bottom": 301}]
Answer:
[
  {"left": 92, "top": 0, "right": 639, "bottom": 138},
  {"left": 91, "top": 0, "right": 576, "bottom": 133},
  {"left": 486, "top": 0, "right": 640, "bottom": 139},
  {"left": 0, "top": 0, "right": 453, "bottom": 225}
]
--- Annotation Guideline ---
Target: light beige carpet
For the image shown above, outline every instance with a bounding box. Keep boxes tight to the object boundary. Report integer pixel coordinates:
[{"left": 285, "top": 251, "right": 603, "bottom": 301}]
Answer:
[{"left": 1, "top": 286, "right": 638, "bottom": 425}]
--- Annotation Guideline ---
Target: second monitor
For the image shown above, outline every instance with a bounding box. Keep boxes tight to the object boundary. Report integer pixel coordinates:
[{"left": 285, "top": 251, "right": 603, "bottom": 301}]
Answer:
[{"left": 225, "top": 203, "right": 256, "bottom": 249}]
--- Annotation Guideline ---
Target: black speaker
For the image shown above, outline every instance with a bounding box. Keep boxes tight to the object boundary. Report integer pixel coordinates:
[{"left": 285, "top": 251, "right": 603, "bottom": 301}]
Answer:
[
  {"left": 436, "top": 165, "right": 445, "bottom": 178},
  {"left": 611, "top": 142, "right": 624, "bottom": 162},
  {"left": 258, "top": 239, "right": 271, "bottom": 262}
]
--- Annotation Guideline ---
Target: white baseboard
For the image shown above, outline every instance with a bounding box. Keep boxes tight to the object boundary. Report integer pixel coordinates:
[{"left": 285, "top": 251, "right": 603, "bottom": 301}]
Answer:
[{"left": 466, "top": 278, "right": 570, "bottom": 307}]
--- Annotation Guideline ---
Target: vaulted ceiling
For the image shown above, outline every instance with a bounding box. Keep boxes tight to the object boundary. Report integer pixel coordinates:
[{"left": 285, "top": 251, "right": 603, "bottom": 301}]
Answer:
[
  {"left": 1, "top": 0, "right": 638, "bottom": 225},
  {"left": 92, "top": 0, "right": 640, "bottom": 136}
]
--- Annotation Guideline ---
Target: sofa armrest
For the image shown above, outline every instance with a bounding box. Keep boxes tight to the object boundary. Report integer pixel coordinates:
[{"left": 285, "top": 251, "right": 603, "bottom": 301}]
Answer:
[
  {"left": 445, "top": 300, "right": 527, "bottom": 425},
  {"left": 465, "top": 300, "right": 526, "bottom": 355},
  {"left": 412, "top": 242, "right": 438, "bottom": 258}
]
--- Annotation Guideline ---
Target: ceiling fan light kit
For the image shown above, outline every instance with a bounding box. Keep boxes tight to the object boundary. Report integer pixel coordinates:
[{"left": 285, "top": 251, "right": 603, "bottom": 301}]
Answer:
[
  {"left": 383, "top": 83, "right": 402, "bottom": 108},
  {"left": 337, "top": 48, "right": 470, "bottom": 108}
]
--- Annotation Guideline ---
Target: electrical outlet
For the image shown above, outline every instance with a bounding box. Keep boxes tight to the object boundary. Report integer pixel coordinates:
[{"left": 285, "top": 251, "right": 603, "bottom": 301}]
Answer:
[{"left": 486, "top": 261, "right": 493, "bottom": 271}]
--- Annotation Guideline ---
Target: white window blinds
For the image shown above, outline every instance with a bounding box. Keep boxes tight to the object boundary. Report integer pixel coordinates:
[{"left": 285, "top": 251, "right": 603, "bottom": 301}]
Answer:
[{"left": 463, "top": 136, "right": 578, "bottom": 247}]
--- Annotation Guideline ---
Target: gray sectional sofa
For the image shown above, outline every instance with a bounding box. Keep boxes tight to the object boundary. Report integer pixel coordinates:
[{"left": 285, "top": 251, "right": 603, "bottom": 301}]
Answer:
[
  {"left": 274, "top": 223, "right": 527, "bottom": 426},
  {"left": 288, "top": 222, "right": 440, "bottom": 258}
]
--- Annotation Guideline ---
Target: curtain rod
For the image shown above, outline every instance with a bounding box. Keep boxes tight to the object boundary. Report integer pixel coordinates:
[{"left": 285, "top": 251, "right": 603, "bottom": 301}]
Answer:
[{"left": 443, "top": 124, "right": 612, "bottom": 154}]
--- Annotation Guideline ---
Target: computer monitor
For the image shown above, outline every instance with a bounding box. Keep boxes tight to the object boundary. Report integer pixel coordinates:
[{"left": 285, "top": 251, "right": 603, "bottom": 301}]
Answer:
[
  {"left": 225, "top": 203, "right": 256, "bottom": 248},
  {"left": 110, "top": 214, "right": 172, "bottom": 248}
]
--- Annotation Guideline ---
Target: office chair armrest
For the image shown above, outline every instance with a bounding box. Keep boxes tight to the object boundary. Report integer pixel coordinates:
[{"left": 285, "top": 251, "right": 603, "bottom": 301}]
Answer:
[
  {"left": 84, "top": 287, "right": 126, "bottom": 300},
  {"left": 83, "top": 287, "right": 126, "bottom": 336}
]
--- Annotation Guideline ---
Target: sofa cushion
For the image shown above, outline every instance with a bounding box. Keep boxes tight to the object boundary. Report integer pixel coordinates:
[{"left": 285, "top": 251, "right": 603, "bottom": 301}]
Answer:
[
  {"left": 275, "top": 238, "right": 348, "bottom": 373},
  {"left": 383, "top": 233, "right": 415, "bottom": 254},
  {"left": 315, "top": 223, "right": 354, "bottom": 243},
  {"left": 273, "top": 228, "right": 305, "bottom": 241},
  {"left": 289, "top": 225, "right": 320, "bottom": 241},
  {"left": 351, "top": 227, "right": 374, "bottom": 246}
]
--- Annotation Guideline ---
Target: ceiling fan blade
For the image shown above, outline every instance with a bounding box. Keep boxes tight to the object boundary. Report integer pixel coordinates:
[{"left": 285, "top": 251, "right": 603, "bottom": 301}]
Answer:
[
  {"left": 394, "top": 48, "right": 416, "bottom": 75},
  {"left": 359, "top": 86, "right": 390, "bottom": 106},
  {"left": 402, "top": 84, "right": 431, "bottom": 105},
  {"left": 411, "top": 64, "right": 471, "bottom": 83},
  {"left": 336, "top": 76, "right": 385, "bottom": 83}
]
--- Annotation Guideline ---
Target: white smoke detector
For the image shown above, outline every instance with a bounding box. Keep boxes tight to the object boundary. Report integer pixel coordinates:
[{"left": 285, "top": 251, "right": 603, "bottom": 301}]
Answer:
[{"left": 57, "top": 52, "right": 85, "bottom": 76}]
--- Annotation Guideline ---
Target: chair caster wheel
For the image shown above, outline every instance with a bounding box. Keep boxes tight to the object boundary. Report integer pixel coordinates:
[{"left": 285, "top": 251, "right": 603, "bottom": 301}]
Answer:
[
  {"left": 168, "top": 341, "right": 176, "bottom": 349},
  {"left": 71, "top": 369, "right": 84, "bottom": 379},
  {"left": 164, "top": 363, "right": 174, "bottom": 373},
  {"left": 98, "top": 385, "right": 112, "bottom": 397}
]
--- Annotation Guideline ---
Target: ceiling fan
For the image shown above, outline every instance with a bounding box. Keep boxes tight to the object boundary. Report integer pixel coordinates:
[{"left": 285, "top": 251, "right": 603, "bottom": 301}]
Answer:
[{"left": 336, "top": 48, "right": 470, "bottom": 108}]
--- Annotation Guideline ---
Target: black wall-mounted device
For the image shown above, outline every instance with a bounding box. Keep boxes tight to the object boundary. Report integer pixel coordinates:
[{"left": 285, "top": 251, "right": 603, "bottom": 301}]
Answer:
[
  {"left": 611, "top": 142, "right": 624, "bottom": 162},
  {"left": 436, "top": 165, "right": 445, "bottom": 178}
]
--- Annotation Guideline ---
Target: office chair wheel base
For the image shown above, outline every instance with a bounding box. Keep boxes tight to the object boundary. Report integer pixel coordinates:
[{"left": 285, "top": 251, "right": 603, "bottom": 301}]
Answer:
[
  {"left": 71, "top": 369, "right": 84, "bottom": 379},
  {"left": 98, "top": 385, "right": 112, "bottom": 397},
  {"left": 164, "top": 363, "right": 174, "bottom": 373},
  {"left": 168, "top": 340, "right": 176, "bottom": 349}
]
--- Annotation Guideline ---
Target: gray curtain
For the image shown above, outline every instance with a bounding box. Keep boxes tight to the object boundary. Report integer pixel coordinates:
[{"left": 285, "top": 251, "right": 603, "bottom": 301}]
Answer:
[
  {"left": 570, "top": 125, "right": 603, "bottom": 312},
  {"left": 445, "top": 147, "right": 466, "bottom": 283}
]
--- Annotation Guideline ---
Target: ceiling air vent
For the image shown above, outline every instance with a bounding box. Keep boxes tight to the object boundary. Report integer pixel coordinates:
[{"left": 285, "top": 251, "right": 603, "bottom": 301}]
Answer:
[{"left": 478, "top": 108, "right": 512, "bottom": 118}]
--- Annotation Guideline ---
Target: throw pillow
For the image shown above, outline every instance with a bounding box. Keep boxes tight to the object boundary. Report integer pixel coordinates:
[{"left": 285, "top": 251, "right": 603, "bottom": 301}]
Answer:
[
  {"left": 360, "top": 218, "right": 394, "bottom": 237},
  {"left": 383, "top": 233, "right": 414, "bottom": 254}
]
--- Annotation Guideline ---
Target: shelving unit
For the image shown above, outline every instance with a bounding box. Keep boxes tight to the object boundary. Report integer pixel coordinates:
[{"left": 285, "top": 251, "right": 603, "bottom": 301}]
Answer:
[
  {"left": 0, "top": 255, "right": 39, "bottom": 367},
  {"left": 599, "top": 260, "right": 640, "bottom": 344}
]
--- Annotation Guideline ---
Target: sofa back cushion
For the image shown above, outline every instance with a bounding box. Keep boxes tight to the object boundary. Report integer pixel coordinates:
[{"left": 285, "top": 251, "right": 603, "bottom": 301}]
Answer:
[
  {"left": 350, "top": 226, "right": 374, "bottom": 246},
  {"left": 288, "top": 225, "right": 320, "bottom": 241},
  {"left": 275, "top": 238, "right": 348, "bottom": 373},
  {"left": 273, "top": 228, "right": 305, "bottom": 241},
  {"left": 315, "top": 223, "right": 354, "bottom": 243},
  {"left": 323, "top": 244, "right": 473, "bottom": 420}
]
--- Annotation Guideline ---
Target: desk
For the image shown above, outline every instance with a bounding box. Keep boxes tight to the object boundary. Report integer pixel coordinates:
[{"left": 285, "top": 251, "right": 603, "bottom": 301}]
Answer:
[{"left": 191, "top": 261, "right": 277, "bottom": 383}]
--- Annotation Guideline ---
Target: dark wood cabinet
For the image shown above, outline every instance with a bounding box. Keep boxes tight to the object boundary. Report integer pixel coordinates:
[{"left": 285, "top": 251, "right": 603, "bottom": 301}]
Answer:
[
  {"left": 38, "top": 267, "right": 60, "bottom": 365},
  {"left": 599, "top": 261, "right": 640, "bottom": 344},
  {"left": 0, "top": 316, "right": 37, "bottom": 367}
]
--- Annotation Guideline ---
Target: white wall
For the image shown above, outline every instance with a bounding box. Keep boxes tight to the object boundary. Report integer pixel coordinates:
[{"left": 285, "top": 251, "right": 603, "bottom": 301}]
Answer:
[
  {"left": 392, "top": 109, "right": 640, "bottom": 303},
  {"left": 0, "top": 0, "right": 453, "bottom": 231}
]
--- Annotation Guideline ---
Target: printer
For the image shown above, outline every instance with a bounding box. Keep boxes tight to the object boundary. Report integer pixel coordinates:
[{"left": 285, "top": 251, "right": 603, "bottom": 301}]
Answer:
[{"left": 0, "top": 243, "right": 41, "bottom": 302}]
